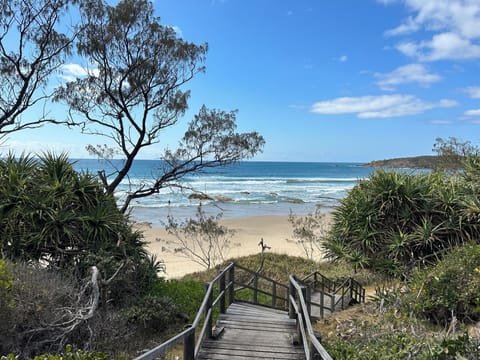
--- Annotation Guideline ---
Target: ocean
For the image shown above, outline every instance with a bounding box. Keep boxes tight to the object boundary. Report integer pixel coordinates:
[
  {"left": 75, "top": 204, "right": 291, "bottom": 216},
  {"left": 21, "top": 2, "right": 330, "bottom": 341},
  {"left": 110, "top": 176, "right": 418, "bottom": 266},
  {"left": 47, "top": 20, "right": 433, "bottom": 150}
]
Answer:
[{"left": 73, "top": 160, "right": 375, "bottom": 226}]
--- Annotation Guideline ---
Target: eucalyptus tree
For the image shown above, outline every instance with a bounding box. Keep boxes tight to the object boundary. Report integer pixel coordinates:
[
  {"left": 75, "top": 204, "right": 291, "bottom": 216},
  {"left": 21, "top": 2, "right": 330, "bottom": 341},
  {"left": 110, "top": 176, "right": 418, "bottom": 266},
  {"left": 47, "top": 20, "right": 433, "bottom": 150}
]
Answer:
[
  {"left": 0, "top": 0, "right": 76, "bottom": 136},
  {"left": 55, "top": 0, "right": 264, "bottom": 212}
]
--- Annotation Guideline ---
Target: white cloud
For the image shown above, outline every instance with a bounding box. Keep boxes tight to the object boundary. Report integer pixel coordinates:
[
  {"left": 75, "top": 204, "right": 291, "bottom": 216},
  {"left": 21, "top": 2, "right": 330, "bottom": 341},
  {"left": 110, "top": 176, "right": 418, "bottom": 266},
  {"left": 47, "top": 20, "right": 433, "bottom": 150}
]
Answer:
[
  {"left": 385, "top": 16, "right": 419, "bottom": 36},
  {"left": 428, "top": 119, "right": 453, "bottom": 125},
  {"left": 465, "top": 86, "right": 480, "bottom": 99},
  {"left": 310, "top": 94, "right": 457, "bottom": 119},
  {"left": 339, "top": 55, "right": 348, "bottom": 62},
  {"left": 375, "top": 63, "right": 441, "bottom": 91},
  {"left": 60, "top": 63, "right": 99, "bottom": 82},
  {"left": 170, "top": 26, "right": 183, "bottom": 36},
  {"left": 383, "top": 0, "right": 480, "bottom": 61},
  {"left": 397, "top": 32, "right": 480, "bottom": 61},
  {"left": 465, "top": 109, "right": 480, "bottom": 117}
]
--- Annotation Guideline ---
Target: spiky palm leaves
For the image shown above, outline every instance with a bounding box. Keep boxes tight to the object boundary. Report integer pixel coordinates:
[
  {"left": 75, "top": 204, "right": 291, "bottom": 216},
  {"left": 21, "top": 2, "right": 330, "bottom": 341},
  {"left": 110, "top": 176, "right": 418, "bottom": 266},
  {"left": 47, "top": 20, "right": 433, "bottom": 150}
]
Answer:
[
  {"left": 0, "top": 153, "right": 159, "bottom": 301},
  {"left": 323, "top": 169, "right": 480, "bottom": 277}
]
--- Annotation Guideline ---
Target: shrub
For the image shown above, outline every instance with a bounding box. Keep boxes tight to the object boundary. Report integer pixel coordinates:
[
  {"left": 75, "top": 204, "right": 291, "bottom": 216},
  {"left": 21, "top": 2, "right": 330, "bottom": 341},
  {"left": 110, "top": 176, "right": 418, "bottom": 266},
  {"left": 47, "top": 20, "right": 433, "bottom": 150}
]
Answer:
[
  {"left": 122, "top": 295, "right": 179, "bottom": 332},
  {"left": 323, "top": 170, "right": 479, "bottom": 277},
  {"left": 1, "top": 344, "right": 111, "bottom": 360},
  {"left": 0, "top": 153, "right": 161, "bottom": 303},
  {"left": 410, "top": 244, "right": 480, "bottom": 324},
  {"left": 149, "top": 278, "right": 205, "bottom": 321}
]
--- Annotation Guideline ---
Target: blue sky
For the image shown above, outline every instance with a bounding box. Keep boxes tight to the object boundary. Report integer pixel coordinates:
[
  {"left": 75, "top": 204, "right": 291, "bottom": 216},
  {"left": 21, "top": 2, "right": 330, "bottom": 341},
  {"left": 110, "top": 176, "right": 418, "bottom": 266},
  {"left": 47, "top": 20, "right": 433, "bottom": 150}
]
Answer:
[{"left": 6, "top": 0, "right": 480, "bottom": 162}]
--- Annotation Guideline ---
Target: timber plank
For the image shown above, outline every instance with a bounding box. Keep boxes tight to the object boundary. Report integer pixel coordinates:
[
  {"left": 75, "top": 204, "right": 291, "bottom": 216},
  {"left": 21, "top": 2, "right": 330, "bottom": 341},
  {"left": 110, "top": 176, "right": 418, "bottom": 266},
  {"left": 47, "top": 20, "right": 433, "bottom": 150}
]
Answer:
[{"left": 196, "top": 302, "right": 306, "bottom": 360}]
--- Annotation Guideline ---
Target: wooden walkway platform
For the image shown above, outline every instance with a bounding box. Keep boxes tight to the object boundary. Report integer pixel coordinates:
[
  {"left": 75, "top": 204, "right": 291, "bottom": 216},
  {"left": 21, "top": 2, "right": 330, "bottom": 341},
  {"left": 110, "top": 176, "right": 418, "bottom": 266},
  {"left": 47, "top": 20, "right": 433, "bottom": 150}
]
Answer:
[{"left": 197, "top": 302, "right": 306, "bottom": 360}]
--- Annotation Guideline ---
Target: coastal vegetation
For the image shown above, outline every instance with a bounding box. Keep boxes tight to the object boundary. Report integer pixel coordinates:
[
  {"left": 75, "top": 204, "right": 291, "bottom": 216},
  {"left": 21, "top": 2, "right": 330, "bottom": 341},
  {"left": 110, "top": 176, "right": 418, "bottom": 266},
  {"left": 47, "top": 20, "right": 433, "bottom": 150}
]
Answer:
[
  {"left": 1, "top": 0, "right": 480, "bottom": 358},
  {"left": 365, "top": 137, "right": 479, "bottom": 170}
]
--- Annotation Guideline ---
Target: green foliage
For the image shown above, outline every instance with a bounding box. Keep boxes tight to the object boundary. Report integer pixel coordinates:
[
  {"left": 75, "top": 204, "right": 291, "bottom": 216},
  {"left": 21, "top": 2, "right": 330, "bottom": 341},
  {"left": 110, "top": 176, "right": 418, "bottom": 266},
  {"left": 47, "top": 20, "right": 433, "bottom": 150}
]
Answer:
[
  {"left": 324, "top": 331, "right": 478, "bottom": 360},
  {"left": 1, "top": 344, "right": 111, "bottom": 360},
  {"left": 0, "top": 259, "right": 13, "bottom": 292},
  {"left": 322, "top": 302, "right": 479, "bottom": 360},
  {"left": 121, "top": 295, "right": 179, "bottom": 332},
  {"left": 410, "top": 244, "right": 480, "bottom": 324},
  {"left": 149, "top": 279, "right": 205, "bottom": 321},
  {"left": 323, "top": 169, "right": 480, "bottom": 277},
  {"left": 0, "top": 153, "right": 161, "bottom": 301}
]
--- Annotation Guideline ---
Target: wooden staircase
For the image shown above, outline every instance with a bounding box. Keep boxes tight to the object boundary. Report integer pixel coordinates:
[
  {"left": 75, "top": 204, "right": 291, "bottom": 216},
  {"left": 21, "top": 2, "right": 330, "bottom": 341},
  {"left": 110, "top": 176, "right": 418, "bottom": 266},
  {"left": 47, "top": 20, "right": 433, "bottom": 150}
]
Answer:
[
  {"left": 134, "top": 263, "right": 365, "bottom": 360},
  {"left": 197, "top": 302, "right": 305, "bottom": 359}
]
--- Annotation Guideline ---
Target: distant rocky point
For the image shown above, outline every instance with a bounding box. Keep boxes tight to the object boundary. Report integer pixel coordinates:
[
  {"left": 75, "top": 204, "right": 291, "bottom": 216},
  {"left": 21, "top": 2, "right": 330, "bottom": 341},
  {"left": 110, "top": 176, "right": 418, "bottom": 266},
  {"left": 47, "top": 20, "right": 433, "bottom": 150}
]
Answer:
[{"left": 362, "top": 155, "right": 439, "bottom": 169}]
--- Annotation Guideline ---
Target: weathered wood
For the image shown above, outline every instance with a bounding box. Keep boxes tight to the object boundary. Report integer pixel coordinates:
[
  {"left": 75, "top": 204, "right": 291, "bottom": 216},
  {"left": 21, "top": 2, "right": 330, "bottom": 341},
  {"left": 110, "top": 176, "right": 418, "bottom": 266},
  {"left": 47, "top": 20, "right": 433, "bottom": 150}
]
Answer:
[
  {"left": 219, "top": 272, "right": 226, "bottom": 314},
  {"left": 197, "top": 302, "right": 305, "bottom": 360}
]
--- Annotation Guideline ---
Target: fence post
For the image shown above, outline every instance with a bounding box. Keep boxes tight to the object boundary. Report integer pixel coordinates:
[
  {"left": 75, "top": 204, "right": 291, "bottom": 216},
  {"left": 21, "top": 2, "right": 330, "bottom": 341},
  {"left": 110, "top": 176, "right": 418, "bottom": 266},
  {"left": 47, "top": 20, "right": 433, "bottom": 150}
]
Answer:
[
  {"left": 253, "top": 272, "right": 258, "bottom": 304},
  {"left": 205, "top": 282, "right": 213, "bottom": 339},
  {"left": 301, "top": 286, "right": 310, "bottom": 318},
  {"left": 272, "top": 282, "right": 277, "bottom": 308},
  {"left": 349, "top": 278, "right": 354, "bottom": 303},
  {"left": 219, "top": 271, "right": 226, "bottom": 314},
  {"left": 228, "top": 264, "right": 235, "bottom": 305},
  {"left": 288, "top": 279, "right": 295, "bottom": 319},
  {"left": 184, "top": 328, "right": 195, "bottom": 360},
  {"left": 320, "top": 287, "right": 324, "bottom": 318}
]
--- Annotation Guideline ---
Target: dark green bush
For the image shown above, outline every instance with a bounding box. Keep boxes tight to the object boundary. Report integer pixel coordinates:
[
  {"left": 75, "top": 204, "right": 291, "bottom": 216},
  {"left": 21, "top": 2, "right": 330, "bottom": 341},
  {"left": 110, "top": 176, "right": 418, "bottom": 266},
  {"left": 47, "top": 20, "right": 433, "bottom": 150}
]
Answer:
[
  {"left": 149, "top": 278, "right": 205, "bottom": 321},
  {"left": 0, "top": 153, "right": 161, "bottom": 303},
  {"left": 410, "top": 244, "right": 480, "bottom": 324},
  {"left": 122, "top": 295, "right": 179, "bottom": 331},
  {"left": 323, "top": 169, "right": 480, "bottom": 277}
]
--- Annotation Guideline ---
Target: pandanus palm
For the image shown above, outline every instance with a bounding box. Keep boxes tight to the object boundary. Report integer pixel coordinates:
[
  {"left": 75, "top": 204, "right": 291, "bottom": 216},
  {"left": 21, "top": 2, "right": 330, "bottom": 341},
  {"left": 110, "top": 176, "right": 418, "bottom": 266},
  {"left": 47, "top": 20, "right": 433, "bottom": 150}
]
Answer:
[{"left": 323, "top": 168, "right": 480, "bottom": 277}]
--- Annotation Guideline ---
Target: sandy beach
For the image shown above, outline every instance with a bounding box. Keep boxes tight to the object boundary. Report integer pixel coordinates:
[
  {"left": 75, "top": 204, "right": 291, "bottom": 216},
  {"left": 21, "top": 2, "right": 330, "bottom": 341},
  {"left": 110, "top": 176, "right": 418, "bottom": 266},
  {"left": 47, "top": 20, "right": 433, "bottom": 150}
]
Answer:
[{"left": 140, "top": 214, "right": 332, "bottom": 279}]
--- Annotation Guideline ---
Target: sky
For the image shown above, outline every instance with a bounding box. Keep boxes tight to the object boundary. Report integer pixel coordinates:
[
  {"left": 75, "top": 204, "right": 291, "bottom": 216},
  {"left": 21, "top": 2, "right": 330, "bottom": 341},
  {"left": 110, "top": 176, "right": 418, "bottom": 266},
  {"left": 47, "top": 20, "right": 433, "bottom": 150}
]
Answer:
[{"left": 5, "top": 0, "right": 480, "bottom": 162}]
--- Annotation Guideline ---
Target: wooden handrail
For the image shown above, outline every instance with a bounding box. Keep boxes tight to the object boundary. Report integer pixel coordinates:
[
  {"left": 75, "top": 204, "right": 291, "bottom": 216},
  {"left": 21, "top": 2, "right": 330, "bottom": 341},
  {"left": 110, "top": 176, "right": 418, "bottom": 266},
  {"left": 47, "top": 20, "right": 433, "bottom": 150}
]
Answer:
[
  {"left": 289, "top": 275, "right": 333, "bottom": 360},
  {"left": 135, "top": 263, "right": 350, "bottom": 360},
  {"left": 134, "top": 262, "right": 234, "bottom": 360},
  {"left": 302, "top": 271, "right": 366, "bottom": 317}
]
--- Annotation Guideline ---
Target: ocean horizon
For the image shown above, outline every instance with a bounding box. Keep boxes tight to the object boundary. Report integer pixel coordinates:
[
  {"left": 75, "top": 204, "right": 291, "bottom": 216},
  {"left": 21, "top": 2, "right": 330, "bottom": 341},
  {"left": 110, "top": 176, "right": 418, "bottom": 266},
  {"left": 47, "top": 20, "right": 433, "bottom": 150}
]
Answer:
[{"left": 73, "top": 159, "right": 376, "bottom": 226}]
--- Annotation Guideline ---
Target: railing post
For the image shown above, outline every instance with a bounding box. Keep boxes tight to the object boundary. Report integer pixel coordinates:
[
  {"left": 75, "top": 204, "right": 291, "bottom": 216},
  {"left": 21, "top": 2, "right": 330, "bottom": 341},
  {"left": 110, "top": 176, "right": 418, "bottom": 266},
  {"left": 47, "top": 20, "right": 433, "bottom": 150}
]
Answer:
[
  {"left": 205, "top": 282, "right": 213, "bottom": 339},
  {"left": 253, "top": 272, "right": 258, "bottom": 304},
  {"left": 349, "top": 278, "right": 354, "bottom": 303},
  {"left": 184, "top": 328, "right": 195, "bottom": 360},
  {"left": 219, "top": 271, "right": 226, "bottom": 314},
  {"left": 228, "top": 264, "right": 235, "bottom": 305},
  {"left": 272, "top": 282, "right": 277, "bottom": 308},
  {"left": 288, "top": 279, "right": 295, "bottom": 319},
  {"left": 302, "top": 286, "right": 311, "bottom": 318},
  {"left": 320, "top": 288, "right": 324, "bottom": 318}
]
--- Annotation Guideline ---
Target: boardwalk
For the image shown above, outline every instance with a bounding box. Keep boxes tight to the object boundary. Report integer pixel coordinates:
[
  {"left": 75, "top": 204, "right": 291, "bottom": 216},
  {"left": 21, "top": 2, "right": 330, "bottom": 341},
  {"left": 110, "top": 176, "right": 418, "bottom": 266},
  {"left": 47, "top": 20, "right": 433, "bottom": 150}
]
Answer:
[{"left": 197, "top": 302, "right": 306, "bottom": 360}]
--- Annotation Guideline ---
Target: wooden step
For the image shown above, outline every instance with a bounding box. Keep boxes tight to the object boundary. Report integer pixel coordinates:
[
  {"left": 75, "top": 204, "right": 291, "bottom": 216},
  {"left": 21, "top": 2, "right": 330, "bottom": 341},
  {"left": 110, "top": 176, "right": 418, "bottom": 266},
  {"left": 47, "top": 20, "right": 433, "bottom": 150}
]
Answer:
[{"left": 197, "top": 302, "right": 305, "bottom": 360}]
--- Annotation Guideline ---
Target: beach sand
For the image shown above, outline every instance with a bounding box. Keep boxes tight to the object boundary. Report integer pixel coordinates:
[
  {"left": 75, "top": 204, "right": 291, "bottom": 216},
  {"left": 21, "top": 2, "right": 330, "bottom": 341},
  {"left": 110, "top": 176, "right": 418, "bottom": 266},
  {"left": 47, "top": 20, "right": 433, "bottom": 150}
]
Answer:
[{"left": 139, "top": 214, "right": 332, "bottom": 279}]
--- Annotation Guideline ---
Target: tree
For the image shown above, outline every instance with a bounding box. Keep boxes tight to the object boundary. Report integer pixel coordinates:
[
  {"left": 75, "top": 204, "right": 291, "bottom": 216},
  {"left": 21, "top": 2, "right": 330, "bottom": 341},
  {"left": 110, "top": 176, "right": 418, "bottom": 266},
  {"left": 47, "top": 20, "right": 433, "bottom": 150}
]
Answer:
[
  {"left": 0, "top": 0, "right": 75, "bottom": 136},
  {"left": 432, "top": 137, "right": 478, "bottom": 171},
  {"left": 55, "top": 0, "right": 264, "bottom": 212},
  {"left": 288, "top": 210, "right": 329, "bottom": 260},
  {"left": 161, "top": 206, "right": 235, "bottom": 270}
]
